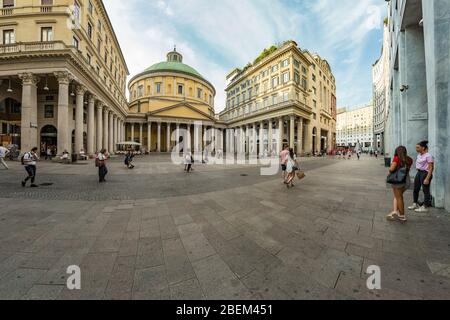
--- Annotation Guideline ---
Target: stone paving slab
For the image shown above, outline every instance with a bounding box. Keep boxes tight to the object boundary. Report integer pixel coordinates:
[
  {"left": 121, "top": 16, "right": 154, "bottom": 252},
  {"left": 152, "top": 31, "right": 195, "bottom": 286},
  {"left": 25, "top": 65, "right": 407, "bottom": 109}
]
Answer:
[{"left": 0, "top": 155, "right": 449, "bottom": 299}]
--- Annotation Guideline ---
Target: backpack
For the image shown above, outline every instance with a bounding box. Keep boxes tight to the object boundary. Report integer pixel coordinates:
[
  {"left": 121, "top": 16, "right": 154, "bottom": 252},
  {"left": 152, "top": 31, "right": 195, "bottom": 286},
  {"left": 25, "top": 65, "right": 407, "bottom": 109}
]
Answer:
[{"left": 21, "top": 152, "right": 30, "bottom": 165}]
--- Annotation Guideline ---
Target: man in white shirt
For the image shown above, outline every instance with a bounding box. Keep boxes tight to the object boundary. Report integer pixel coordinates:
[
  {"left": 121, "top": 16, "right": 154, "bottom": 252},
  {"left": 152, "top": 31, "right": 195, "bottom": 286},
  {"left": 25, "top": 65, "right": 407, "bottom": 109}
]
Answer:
[
  {"left": 0, "top": 145, "right": 9, "bottom": 169},
  {"left": 97, "top": 149, "right": 108, "bottom": 183},
  {"left": 22, "top": 147, "right": 39, "bottom": 188}
]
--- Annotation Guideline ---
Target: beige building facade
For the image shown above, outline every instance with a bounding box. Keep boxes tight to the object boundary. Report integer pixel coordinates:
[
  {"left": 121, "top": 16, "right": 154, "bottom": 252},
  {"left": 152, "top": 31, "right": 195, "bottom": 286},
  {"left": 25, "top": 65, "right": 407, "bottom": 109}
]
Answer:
[
  {"left": 0, "top": 0, "right": 129, "bottom": 156},
  {"left": 220, "top": 40, "right": 337, "bottom": 156},
  {"left": 0, "top": 3, "right": 336, "bottom": 158}
]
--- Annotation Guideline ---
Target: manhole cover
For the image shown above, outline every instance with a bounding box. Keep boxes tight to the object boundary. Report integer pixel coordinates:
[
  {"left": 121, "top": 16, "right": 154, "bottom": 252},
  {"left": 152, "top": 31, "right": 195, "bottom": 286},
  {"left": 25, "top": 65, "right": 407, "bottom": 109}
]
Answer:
[{"left": 39, "top": 183, "right": 54, "bottom": 186}]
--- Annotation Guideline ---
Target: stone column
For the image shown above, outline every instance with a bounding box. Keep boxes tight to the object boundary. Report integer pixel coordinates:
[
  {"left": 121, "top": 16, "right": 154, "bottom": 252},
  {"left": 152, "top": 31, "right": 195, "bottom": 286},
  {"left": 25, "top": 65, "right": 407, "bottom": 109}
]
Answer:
[
  {"left": 109, "top": 112, "right": 114, "bottom": 153},
  {"left": 139, "top": 123, "right": 143, "bottom": 146},
  {"left": 54, "top": 72, "right": 71, "bottom": 155},
  {"left": 297, "top": 117, "right": 303, "bottom": 155},
  {"left": 87, "top": 95, "right": 96, "bottom": 155},
  {"left": 96, "top": 103, "right": 103, "bottom": 151},
  {"left": 74, "top": 85, "right": 86, "bottom": 155},
  {"left": 157, "top": 122, "right": 161, "bottom": 152},
  {"left": 19, "top": 73, "right": 39, "bottom": 153},
  {"left": 304, "top": 121, "right": 312, "bottom": 155},
  {"left": 166, "top": 122, "right": 171, "bottom": 152},
  {"left": 245, "top": 124, "right": 250, "bottom": 154},
  {"left": 113, "top": 115, "right": 117, "bottom": 151},
  {"left": 278, "top": 117, "right": 283, "bottom": 153},
  {"left": 194, "top": 123, "right": 200, "bottom": 154},
  {"left": 103, "top": 108, "right": 109, "bottom": 152},
  {"left": 147, "top": 122, "right": 152, "bottom": 152},
  {"left": 268, "top": 119, "right": 273, "bottom": 155},
  {"left": 289, "top": 115, "right": 295, "bottom": 149},
  {"left": 176, "top": 123, "right": 180, "bottom": 153},
  {"left": 130, "top": 123, "right": 135, "bottom": 142},
  {"left": 259, "top": 121, "right": 264, "bottom": 155},
  {"left": 252, "top": 123, "right": 257, "bottom": 156},
  {"left": 186, "top": 124, "right": 192, "bottom": 151}
]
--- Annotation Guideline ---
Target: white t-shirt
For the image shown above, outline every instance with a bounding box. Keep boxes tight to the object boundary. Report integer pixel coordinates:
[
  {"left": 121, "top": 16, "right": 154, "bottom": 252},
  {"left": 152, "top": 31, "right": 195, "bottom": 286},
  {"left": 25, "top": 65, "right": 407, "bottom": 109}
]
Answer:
[
  {"left": 0, "top": 146, "right": 8, "bottom": 158},
  {"left": 98, "top": 153, "right": 106, "bottom": 161},
  {"left": 23, "top": 152, "right": 37, "bottom": 166}
]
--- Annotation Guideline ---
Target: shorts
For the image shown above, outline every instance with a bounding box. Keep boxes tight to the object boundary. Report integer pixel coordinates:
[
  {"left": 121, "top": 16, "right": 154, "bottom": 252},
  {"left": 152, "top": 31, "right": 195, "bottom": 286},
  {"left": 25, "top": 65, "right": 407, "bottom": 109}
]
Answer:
[
  {"left": 391, "top": 177, "right": 411, "bottom": 190},
  {"left": 281, "top": 164, "right": 287, "bottom": 172}
]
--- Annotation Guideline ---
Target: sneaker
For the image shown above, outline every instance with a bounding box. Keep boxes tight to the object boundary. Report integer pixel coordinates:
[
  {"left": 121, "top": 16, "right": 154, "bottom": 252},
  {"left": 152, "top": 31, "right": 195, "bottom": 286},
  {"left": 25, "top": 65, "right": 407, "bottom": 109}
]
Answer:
[
  {"left": 21, "top": 181, "right": 26, "bottom": 187},
  {"left": 408, "top": 203, "right": 419, "bottom": 210},
  {"left": 415, "top": 206, "right": 429, "bottom": 213}
]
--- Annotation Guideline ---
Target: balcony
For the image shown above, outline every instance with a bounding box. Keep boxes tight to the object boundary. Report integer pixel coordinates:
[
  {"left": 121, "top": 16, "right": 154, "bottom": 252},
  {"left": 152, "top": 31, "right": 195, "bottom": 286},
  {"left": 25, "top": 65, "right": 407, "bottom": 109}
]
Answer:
[
  {"left": 0, "top": 41, "right": 67, "bottom": 54},
  {"left": 1, "top": 8, "right": 13, "bottom": 16}
]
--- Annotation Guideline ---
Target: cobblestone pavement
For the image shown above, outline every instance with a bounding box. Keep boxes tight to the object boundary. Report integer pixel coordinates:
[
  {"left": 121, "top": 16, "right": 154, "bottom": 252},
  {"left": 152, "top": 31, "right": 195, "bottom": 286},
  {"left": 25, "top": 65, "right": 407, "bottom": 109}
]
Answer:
[{"left": 0, "top": 155, "right": 449, "bottom": 300}]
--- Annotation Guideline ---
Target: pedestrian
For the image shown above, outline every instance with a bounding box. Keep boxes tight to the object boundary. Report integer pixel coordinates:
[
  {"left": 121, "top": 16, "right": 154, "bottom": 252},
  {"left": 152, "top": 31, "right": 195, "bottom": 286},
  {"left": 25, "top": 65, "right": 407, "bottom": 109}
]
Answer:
[
  {"left": 96, "top": 149, "right": 109, "bottom": 183},
  {"left": 184, "top": 149, "right": 193, "bottom": 173},
  {"left": 203, "top": 147, "right": 209, "bottom": 164},
  {"left": 125, "top": 150, "right": 135, "bottom": 169},
  {"left": 21, "top": 147, "right": 39, "bottom": 188},
  {"left": 357, "top": 150, "right": 361, "bottom": 160},
  {"left": 279, "top": 144, "right": 290, "bottom": 182},
  {"left": 0, "top": 145, "right": 10, "bottom": 169},
  {"left": 347, "top": 149, "right": 352, "bottom": 160},
  {"left": 285, "top": 148, "right": 297, "bottom": 188},
  {"left": 409, "top": 140, "right": 435, "bottom": 213},
  {"left": 375, "top": 150, "right": 378, "bottom": 159},
  {"left": 386, "top": 146, "right": 413, "bottom": 223},
  {"left": 61, "top": 149, "right": 70, "bottom": 164}
]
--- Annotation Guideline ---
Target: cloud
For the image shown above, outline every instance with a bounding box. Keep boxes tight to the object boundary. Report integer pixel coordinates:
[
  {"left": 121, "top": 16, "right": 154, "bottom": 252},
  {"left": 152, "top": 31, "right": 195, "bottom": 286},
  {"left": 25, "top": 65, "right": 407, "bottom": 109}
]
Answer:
[{"left": 104, "top": 0, "right": 387, "bottom": 112}]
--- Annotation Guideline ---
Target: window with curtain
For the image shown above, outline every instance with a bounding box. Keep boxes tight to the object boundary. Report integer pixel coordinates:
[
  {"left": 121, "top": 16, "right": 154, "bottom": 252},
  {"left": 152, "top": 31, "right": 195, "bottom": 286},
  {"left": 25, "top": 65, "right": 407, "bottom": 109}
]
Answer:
[
  {"left": 2, "top": 0, "right": 14, "bottom": 8},
  {"left": 41, "top": 0, "right": 53, "bottom": 5}
]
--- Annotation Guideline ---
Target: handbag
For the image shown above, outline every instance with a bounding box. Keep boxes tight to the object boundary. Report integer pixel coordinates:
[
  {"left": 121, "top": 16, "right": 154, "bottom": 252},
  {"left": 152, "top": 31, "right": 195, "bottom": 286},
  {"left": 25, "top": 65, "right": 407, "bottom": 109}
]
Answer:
[
  {"left": 296, "top": 170, "right": 306, "bottom": 180},
  {"left": 386, "top": 166, "right": 408, "bottom": 184}
]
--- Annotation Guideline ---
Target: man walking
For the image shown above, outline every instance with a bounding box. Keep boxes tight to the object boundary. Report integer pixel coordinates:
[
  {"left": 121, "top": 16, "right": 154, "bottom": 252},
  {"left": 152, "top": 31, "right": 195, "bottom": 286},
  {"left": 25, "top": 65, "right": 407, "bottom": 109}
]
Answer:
[
  {"left": 22, "top": 147, "right": 39, "bottom": 188},
  {"left": 0, "top": 145, "right": 9, "bottom": 169},
  {"left": 97, "top": 149, "right": 109, "bottom": 183}
]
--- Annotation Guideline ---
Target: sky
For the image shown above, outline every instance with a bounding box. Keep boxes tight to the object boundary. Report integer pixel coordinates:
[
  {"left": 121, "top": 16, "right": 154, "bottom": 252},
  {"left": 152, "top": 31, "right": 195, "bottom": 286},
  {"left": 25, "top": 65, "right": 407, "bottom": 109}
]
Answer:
[{"left": 104, "top": 0, "right": 387, "bottom": 112}]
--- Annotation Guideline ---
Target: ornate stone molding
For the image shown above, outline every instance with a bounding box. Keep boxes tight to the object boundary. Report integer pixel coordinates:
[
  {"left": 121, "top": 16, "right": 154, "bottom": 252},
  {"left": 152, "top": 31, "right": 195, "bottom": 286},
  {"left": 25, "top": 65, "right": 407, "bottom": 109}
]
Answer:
[
  {"left": 88, "top": 95, "right": 97, "bottom": 104},
  {"left": 54, "top": 71, "right": 73, "bottom": 85},
  {"left": 75, "top": 85, "right": 87, "bottom": 96},
  {"left": 19, "top": 73, "right": 40, "bottom": 86}
]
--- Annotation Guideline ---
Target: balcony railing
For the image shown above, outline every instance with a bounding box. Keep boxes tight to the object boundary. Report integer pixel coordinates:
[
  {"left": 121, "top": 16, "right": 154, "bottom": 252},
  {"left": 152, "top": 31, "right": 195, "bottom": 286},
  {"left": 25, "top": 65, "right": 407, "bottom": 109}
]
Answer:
[
  {"left": 0, "top": 41, "right": 67, "bottom": 54},
  {"left": 1, "top": 8, "right": 13, "bottom": 16},
  {"left": 221, "top": 99, "right": 311, "bottom": 122},
  {"left": 40, "top": 6, "right": 52, "bottom": 13}
]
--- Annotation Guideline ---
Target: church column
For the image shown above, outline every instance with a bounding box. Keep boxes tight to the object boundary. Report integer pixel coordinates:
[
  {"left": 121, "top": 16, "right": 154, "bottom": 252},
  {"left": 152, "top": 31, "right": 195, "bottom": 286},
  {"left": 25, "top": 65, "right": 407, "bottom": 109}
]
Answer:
[
  {"left": 157, "top": 122, "right": 161, "bottom": 152},
  {"left": 147, "top": 122, "right": 152, "bottom": 152},
  {"left": 130, "top": 123, "right": 135, "bottom": 142},
  {"left": 166, "top": 122, "right": 171, "bottom": 152},
  {"left": 176, "top": 123, "right": 180, "bottom": 153},
  {"left": 19, "top": 73, "right": 39, "bottom": 153},
  {"left": 113, "top": 115, "right": 118, "bottom": 151},
  {"left": 139, "top": 123, "right": 143, "bottom": 146}
]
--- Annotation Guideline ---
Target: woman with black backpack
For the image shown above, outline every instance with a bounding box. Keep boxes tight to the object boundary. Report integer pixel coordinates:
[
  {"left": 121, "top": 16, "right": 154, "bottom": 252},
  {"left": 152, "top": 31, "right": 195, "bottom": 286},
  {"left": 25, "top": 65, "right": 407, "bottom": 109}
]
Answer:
[{"left": 386, "top": 146, "right": 413, "bottom": 223}]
